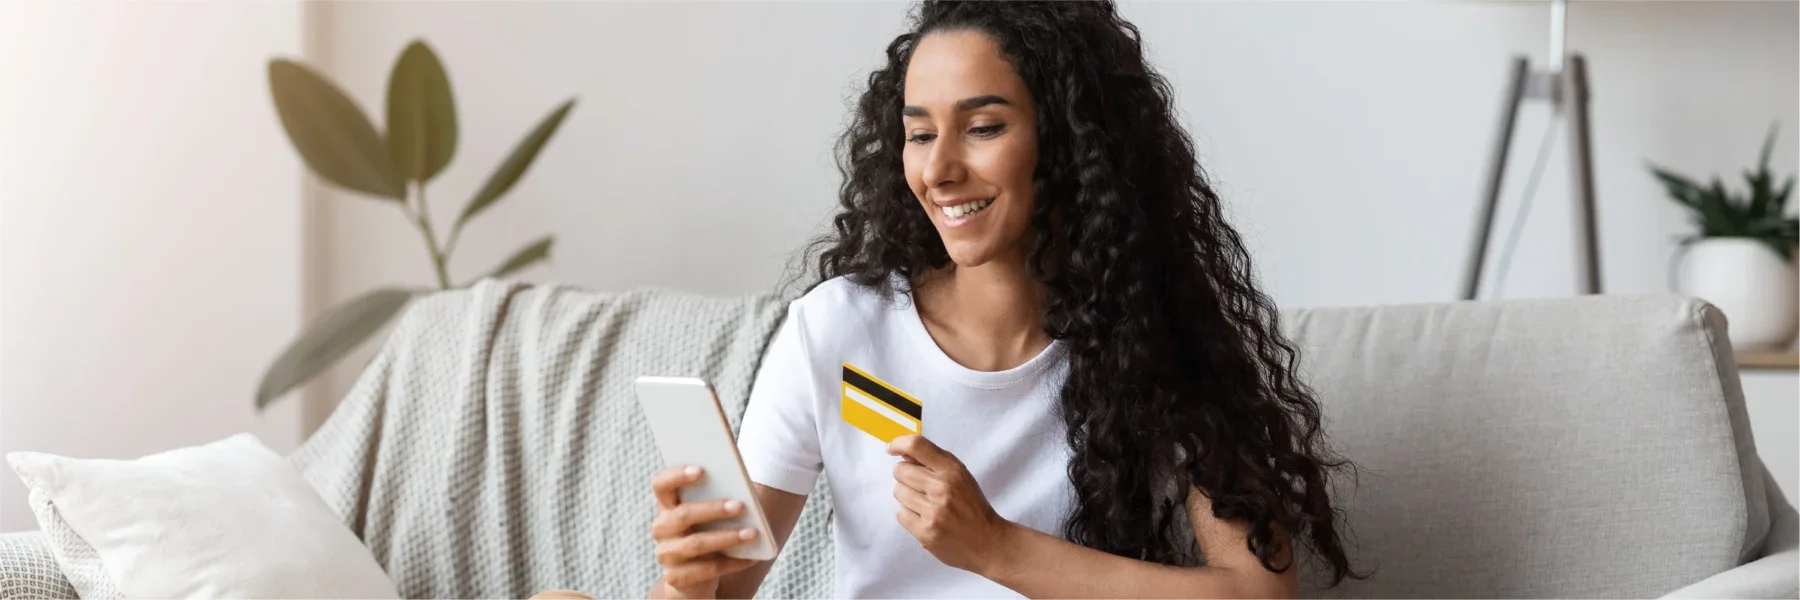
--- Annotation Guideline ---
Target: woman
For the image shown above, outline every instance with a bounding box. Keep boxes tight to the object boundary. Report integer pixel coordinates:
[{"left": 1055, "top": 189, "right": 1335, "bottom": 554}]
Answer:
[{"left": 648, "top": 1, "right": 1355, "bottom": 597}]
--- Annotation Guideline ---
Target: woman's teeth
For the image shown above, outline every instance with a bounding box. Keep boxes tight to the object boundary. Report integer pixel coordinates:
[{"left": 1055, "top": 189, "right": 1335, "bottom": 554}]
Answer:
[{"left": 941, "top": 198, "right": 994, "bottom": 219}]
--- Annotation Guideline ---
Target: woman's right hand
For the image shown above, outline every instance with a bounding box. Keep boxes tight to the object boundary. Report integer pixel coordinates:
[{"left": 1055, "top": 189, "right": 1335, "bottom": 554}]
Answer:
[{"left": 650, "top": 465, "right": 762, "bottom": 599}]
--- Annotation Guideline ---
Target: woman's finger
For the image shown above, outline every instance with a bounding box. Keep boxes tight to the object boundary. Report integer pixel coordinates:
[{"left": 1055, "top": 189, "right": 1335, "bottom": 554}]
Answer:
[
  {"left": 699, "top": 556, "right": 760, "bottom": 578},
  {"left": 652, "top": 499, "right": 743, "bottom": 539},
  {"left": 892, "top": 460, "right": 934, "bottom": 491},
  {"left": 888, "top": 435, "right": 959, "bottom": 470},
  {"left": 650, "top": 465, "right": 703, "bottom": 509},
  {"left": 893, "top": 483, "right": 930, "bottom": 513},
  {"left": 895, "top": 506, "right": 923, "bottom": 535},
  {"left": 658, "top": 527, "right": 759, "bottom": 562}
]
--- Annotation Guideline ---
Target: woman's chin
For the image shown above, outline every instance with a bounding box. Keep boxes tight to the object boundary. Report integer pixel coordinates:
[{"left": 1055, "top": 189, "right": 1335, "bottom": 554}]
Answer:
[
  {"left": 943, "top": 243, "right": 1004, "bottom": 269},
  {"left": 933, "top": 213, "right": 1027, "bottom": 269}
]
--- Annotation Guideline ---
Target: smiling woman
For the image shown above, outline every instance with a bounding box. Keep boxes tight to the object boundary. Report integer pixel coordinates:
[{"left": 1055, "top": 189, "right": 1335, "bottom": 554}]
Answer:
[
  {"left": 541, "top": 2, "right": 1360, "bottom": 598},
  {"left": 775, "top": 5, "right": 1364, "bottom": 592}
]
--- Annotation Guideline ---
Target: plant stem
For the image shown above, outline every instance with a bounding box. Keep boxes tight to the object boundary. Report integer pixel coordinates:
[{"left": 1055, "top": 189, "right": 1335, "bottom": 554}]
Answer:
[
  {"left": 408, "top": 182, "right": 454, "bottom": 290},
  {"left": 444, "top": 222, "right": 463, "bottom": 258}
]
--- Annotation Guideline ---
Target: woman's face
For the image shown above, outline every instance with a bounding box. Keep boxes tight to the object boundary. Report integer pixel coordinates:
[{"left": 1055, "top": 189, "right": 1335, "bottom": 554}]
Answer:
[{"left": 901, "top": 30, "right": 1039, "bottom": 269}]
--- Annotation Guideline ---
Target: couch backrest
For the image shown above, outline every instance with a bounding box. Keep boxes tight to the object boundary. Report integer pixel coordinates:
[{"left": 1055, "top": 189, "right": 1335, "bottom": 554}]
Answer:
[
  {"left": 1284, "top": 295, "right": 1770, "bottom": 597},
  {"left": 294, "top": 284, "right": 1771, "bottom": 598}
]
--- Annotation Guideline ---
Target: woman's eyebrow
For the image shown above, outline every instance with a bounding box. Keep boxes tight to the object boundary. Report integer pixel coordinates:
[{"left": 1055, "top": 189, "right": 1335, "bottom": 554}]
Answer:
[
  {"left": 955, "top": 95, "right": 1010, "bottom": 111},
  {"left": 901, "top": 95, "right": 1012, "bottom": 118}
]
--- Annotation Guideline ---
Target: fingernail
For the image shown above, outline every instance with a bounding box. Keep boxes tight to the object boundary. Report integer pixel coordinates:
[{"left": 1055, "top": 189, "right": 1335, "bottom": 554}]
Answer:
[
  {"left": 738, "top": 528, "right": 757, "bottom": 539},
  {"left": 684, "top": 466, "right": 702, "bottom": 478},
  {"left": 724, "top": 500, "right": 743, "bottom": 513}
]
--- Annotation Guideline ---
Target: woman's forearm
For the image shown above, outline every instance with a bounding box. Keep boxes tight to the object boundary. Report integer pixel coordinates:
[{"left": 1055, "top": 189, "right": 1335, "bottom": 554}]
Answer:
[{"left": 977, "top": 523, "right": 1288, "bottom": 599}]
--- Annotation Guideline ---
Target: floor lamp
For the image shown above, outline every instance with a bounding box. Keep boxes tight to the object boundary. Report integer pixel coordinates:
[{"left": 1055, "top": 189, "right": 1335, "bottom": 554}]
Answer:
[{"left": 1460, "top": 0, "right": 1601, "bottom": 300}]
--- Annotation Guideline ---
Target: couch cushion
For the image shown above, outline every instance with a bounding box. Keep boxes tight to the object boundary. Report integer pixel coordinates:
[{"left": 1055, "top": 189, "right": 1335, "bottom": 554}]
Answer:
[{"left": 1284, "top": 295, "right": 1770, "bottom": 597}]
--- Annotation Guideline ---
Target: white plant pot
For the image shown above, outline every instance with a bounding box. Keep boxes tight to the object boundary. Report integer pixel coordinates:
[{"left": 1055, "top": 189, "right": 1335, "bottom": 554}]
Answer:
[{"left": 1676, "top": 238, "right": 1798, "bottom": 349}]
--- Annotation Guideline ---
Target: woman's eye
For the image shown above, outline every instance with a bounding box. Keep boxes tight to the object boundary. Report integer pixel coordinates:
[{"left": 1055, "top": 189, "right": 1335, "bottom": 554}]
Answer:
[
  {"left": 907, "top": 132, "right": 937, "bottom": 145},
  {"left": 969, "top": 124, "right": 1005, "bottom": 137}
]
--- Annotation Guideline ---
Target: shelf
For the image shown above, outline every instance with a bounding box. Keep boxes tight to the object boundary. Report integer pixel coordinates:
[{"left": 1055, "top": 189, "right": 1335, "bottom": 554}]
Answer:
[{"left": 1737, "top": 348, "right": 1800, "bottom": 370}]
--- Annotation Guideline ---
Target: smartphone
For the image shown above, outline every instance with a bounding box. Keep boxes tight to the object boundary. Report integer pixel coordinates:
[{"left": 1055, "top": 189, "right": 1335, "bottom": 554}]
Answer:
[{"left": 632, "top": 376, "right": 779, "bottom": 561}]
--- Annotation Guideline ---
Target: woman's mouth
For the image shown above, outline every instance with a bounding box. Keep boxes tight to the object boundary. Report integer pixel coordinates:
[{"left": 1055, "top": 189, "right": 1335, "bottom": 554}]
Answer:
[{"left": 939, "top": 198, "right": 995, "bottom": 224}]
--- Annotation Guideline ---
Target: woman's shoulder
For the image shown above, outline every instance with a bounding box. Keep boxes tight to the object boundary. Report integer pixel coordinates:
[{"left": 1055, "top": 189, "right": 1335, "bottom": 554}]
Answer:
[
  {"left": 787, "top": 274, "right": 915, "bottom": 333},
  {"left": 771, "top": 275, "right": 909, "bottom": 362}
]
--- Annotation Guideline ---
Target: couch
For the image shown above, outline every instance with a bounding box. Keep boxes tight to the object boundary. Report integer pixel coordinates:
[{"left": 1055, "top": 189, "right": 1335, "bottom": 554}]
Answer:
[{"left": 1, "top": 281, "right": 1794, "bottom": 598}]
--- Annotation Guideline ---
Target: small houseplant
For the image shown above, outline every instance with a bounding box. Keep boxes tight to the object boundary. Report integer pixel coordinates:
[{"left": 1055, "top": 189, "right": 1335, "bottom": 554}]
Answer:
[
  {"left": 1649, "top": 125, "right": 1799, "bottom": 349},
  {"left": 257, "top": 40, "right": 575, "bottom": 408}
]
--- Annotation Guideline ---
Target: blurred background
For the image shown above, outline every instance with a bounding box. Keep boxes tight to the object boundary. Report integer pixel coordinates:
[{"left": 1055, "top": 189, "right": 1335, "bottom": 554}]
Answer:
[{"left": 1, "top": 0, "right": 1795, "bottom": 532}]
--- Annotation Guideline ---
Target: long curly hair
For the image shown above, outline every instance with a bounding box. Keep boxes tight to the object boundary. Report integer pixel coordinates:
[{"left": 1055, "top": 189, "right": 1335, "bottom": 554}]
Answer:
[{"left": 800, "top": 0, "right": 1357, "bottom": 584}]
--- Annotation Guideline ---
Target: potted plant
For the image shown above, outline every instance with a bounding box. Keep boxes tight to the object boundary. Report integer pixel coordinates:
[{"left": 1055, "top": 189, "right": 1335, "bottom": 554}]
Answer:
[
  {"left": 1649, "top": 125, "right": 1799, "bottom": 350},
  {"left": 257, "top": 40, "right": 576, "bottom": 408}
]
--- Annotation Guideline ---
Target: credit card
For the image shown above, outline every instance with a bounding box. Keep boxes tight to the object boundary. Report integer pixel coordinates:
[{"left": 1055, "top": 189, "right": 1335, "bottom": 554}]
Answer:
[{"left": 840, "top": 363, "right": 922, "bottom": 443}]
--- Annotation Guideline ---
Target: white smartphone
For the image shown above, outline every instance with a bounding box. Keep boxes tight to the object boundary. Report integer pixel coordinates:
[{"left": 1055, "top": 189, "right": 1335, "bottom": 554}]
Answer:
[{"left": 632, "top": 376, "right": 779, "bottom": 561}]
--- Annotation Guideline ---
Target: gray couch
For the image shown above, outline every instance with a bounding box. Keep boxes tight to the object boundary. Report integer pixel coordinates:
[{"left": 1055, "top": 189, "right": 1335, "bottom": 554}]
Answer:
[{"left": 1, "top": 283, "right": 1794, "bottom": 598}]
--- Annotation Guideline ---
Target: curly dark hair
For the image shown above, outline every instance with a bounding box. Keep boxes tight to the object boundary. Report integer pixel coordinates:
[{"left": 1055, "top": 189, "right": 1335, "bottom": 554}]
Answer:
[{"left": 799, "top": 0, "right": 1358, "bottom": 585}]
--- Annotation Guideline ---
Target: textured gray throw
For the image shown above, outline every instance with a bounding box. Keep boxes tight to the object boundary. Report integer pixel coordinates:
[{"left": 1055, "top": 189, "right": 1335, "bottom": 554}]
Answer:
[{"left": 289, "top": 281, "right": 836, "bottom": 599}]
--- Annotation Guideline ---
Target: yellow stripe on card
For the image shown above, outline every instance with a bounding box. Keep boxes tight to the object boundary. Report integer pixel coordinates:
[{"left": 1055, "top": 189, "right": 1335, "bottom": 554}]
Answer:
[{"left": 842, "top": 396, "right": 916, "bottom": 443}]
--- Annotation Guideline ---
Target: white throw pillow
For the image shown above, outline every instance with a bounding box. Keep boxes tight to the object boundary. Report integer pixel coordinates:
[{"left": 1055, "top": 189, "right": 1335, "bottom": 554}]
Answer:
[{"left": 6, "top": 433, "right": 400, "bottom": 599}]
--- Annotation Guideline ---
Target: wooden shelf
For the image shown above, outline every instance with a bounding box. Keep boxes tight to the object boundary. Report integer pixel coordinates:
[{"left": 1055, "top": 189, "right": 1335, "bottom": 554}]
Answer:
[{"left": 1737, "top": 348, "right": 1800, "bottom": 370}]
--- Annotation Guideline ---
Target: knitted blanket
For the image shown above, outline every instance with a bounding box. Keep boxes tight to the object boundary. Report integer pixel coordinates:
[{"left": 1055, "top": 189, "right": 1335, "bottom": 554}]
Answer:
[{"left": 290, "top": 280, "right": 834, "bottom": 598}]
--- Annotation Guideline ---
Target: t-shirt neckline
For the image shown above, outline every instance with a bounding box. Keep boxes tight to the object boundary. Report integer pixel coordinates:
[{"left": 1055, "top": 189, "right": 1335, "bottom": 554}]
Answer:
[{"left": 896, "top": 276, "right": 1064, "bottom": 390}]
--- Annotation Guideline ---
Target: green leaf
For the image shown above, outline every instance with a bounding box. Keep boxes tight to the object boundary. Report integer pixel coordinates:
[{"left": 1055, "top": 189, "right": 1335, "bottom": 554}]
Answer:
[
  {"left": 1748, "top": 123, "right": 1785, "bottom": 220},
  {"left": 1697, "top": 177, "right": 1740, "bottom": 236},
  {"left": 1649, "top": 164, "right": 1703, "bottom": 208},
  {"left": 268, "top": 60, "right": 406, "bottom": 200},
  {"left": 1746, "top": 167, "right": 1773, "bottom": 220},
  {"left": 482, "top": 236, "right": 554, "bottom": 280},
  {"left": 385, "top": 40, "right": 458, "bottom": 183},
  {"left": 255, "top": 288, "right": 415, "bottom": 409},
  {"left": 1759, "top": 122, "right": 1779, "bottom": 172},
  {"left": 1774, "top": 175, "right": 1796, "bottom": 215},
  {"left": 456, "top": 99, "right": 576, "bottom": 231}
]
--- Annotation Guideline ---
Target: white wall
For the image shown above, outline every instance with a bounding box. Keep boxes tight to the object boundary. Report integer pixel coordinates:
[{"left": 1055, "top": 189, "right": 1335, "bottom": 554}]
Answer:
[
  {"left": 311, "top": 0, "right": 1799, "bottom": 305},
  {"left": 0, "top": 2, "right": 305, "bottom": 531}
]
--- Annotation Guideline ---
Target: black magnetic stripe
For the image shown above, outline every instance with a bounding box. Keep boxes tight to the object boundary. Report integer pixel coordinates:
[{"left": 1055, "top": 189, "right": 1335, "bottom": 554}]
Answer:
[{"left": 842, "top": 367, "right": 922, "bottom": 420}]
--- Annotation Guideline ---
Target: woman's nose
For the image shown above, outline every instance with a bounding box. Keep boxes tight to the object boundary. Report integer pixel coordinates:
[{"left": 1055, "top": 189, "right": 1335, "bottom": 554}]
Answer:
[{"left": 922, "top": 140, "right": 966, "bottom": 189}]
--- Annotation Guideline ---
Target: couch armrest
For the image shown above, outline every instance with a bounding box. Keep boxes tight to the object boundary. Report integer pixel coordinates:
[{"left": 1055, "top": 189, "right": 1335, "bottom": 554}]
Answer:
[
  {"left": 0, "top": 532, "right": 76, "bottom": 599},
  {"left": 1664, "top": 547, "right": 1800, "bottom": 599},
  {"left": 1663, "top": 466, "right": 1800, "bottom": 599}
]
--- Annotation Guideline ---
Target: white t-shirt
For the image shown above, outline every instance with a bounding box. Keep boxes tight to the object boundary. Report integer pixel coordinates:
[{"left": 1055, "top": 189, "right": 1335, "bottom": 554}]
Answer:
[{"left": 737, "top": 276, "right": 1075, "bottom": 599}]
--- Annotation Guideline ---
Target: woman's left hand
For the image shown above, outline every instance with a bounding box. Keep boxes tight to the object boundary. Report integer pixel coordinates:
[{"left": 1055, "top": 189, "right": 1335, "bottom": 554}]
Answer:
[{"left": 887, "top": 435, "right": 1019, "bottom": 574}]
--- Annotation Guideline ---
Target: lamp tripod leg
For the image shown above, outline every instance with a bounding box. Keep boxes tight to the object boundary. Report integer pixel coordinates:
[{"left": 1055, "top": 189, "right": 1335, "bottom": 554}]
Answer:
[
  {"left": 1564, "top": 53, "right": 1602, "bottom": 295},
  {"left": 1462, "top": 57, "right": 1531, "bottom": 301}
]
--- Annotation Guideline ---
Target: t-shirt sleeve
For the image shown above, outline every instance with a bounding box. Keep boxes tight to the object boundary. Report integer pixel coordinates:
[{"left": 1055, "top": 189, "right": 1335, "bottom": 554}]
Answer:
[{"left": 736, "top": 304, "right": 824, "bottom": 495}]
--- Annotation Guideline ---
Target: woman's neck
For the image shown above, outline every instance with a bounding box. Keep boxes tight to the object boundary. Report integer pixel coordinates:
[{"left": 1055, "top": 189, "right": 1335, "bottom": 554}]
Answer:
[{"left": 914, "top": 255, "right": 1053, "bottom": 372}]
